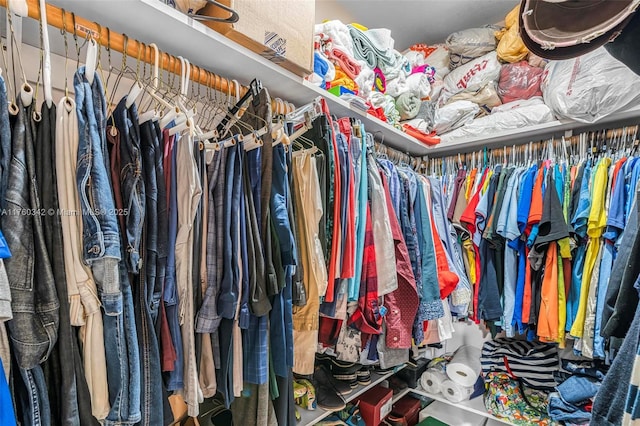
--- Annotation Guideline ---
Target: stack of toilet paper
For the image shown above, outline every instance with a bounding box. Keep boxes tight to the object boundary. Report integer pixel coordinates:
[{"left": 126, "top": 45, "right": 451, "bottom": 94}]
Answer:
[{"left": 419, "top": 345, "right": 481, "bottom": 403}]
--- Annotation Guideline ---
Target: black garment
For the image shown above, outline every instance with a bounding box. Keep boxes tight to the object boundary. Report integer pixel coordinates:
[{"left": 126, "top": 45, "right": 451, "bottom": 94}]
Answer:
[
  {"left": 601, "top": 194, "right": 640, "bottom": 339},
  {"left": 272, "top": 371, "right": 296, "bottom": 426},
  {"left": 36, "top": 102, "right": 82, "bottom": 426},
  {"left": 536, "top": 171, "right": 570, "bottom": 246},
  {"left": 305, "top": 116, "right": 331, "bottom": 260}
]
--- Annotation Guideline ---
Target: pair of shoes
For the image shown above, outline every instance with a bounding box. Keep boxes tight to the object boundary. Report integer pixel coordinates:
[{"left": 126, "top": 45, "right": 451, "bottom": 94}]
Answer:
[
  {"left": 331, "top": 360, "right": 361, "bottom": 388},
  {"left": 356, "top": 367, "right": 371, "bottom": 386},
  {"left": 322, "top": 402, "right": 365, "bottom": 426},
  {"left": 293, "top": 378, "right": 317, "bottom": 410},
  {"left": 197, "top": 393, "right": 233, "bottom": 426},
  {"left": 313, "top": 365, "right": 348, "bottom": 411}
]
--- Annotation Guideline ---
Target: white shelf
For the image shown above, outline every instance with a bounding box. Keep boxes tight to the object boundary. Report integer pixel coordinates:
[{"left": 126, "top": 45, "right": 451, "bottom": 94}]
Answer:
[
  {"left": 298, "top": 365, "right": 405, "bottom": 426},
  {"left": 426, "top": 104, "right": 640, "bottom": 156},
  {"left": 410, "top": 385, "right": 514, "bottom": 426},
  {"left": 43, "top": 0, "right": 640, "bottom": 158},
  {"left": 42, "top": 0, "right": 431, "bottom": 155}
]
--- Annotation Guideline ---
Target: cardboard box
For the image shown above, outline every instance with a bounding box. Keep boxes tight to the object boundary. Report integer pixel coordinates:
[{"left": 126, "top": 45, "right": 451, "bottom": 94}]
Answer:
[
  {"left": 357, "top": 385, "right": 393, "bottom": 426},
  {"left": 198, "top": 0, "right": 314, "bottom": 76}
]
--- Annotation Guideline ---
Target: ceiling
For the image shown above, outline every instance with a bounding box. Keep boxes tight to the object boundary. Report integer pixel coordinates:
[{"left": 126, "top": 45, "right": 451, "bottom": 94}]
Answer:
[{"left": 315, "top": 0, "right": 519, "bottom": 51}]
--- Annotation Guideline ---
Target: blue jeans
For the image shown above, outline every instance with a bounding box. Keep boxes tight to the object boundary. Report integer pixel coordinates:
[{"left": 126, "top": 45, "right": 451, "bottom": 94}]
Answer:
[
  {"left": 218, "top": 141, "right": 242, "bottom": 319},
  {"left": 134, "top": 120, "right": 166, "bottom": 425},
  {"left": 548, "top": 392, "right": 592, "bottom": 424},
  {"left": 557, "top": 375, "right": 600, "bottom": 405},
  {"left": 75, "top": 69, "right": 140, "bottom": 424},
  {"left": 16, "top": 366, "right": 50, "bottom": 426},
  {"left": 269, "top": 144, "right": 295, "bottom": 378}
]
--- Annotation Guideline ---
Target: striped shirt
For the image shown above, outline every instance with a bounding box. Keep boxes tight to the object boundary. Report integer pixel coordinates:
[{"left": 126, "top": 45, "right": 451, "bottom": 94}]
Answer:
[{"left": 481, "top": 338, "right": 559, "bottom": 390}]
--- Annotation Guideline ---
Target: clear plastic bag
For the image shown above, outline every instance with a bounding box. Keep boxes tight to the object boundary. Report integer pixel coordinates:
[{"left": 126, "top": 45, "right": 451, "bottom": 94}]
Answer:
[{"left": 497, "top": 61, "right": 544, "bottom": 104}]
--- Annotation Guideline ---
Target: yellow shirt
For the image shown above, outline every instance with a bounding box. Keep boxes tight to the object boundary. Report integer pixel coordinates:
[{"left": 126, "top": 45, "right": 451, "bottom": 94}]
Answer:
[{"left": 570, "top": 157, "right": 611, "bottom": 338}]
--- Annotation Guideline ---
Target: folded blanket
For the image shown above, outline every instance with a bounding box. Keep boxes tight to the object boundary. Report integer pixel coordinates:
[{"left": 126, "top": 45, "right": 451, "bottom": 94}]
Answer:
[
  {"left": 348, "top": 25, "right": 398, "bottom": 71},
  {"left": 328, "top": 67, "right": 358, "bottom": 92},
  {"left": 326, "top": 47, "right": 361, "bottom": 80},
  {"left": 395, "top": 92, "right": 421, "bottom": 120}
]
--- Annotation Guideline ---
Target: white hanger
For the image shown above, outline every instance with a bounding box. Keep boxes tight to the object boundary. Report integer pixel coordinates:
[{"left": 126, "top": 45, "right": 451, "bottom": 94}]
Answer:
[
  {"left": 85, "top": 38, "right": 98, "bottom": 86},
  {"left": 39, "top": 0, "right": 52, "bottom": 107},
  {"left": 168, "top": 57, "right": 194, "bottom": 136},
  {"left": 141, "top": 44, "right": 174, "bottom": 124},
  {"left": 126, "top": 80, "right": 143, "bottom": 108}
]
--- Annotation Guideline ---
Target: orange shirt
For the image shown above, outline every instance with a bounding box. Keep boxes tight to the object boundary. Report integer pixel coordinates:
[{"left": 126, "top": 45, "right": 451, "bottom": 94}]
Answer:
[{"left": 538, "top": 242, "right": 559, "bottom": 342}]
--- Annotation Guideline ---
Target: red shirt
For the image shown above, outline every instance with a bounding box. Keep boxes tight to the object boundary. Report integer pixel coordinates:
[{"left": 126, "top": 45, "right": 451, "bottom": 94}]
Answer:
[{"left": 381, "top": 172, "right": 418, "bottom": 349}]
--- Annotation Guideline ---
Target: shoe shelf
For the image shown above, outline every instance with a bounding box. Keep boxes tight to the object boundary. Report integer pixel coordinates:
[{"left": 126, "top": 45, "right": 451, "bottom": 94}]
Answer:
[
  {"left": 409, "top": 385, "right": 515, "bottom": 426},
  {"left": 391, "top": 387, "right": 412, "bottom": 404},
  {"left": 46, "top": 0, "right": 640, "bottom": 160},
  {"left": 298, "top": 365, "right": 406, "bottom": 426}
]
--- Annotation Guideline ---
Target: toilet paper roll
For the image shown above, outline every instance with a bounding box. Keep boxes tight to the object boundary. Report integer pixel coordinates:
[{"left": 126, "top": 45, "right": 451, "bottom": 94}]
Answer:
[
  {"left": 442, "top": 379, "right": 474, "bottom": 403},
  {"left": 420, "top": 368, "right": 448, "bottom": 394},
  {"left": 446, "top": 345, "right": 482, "bottom": 387}
]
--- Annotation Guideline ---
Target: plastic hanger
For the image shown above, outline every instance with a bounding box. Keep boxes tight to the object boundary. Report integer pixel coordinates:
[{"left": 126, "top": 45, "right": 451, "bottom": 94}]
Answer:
[
  {"left": 188, "top": 0, "right": 239, "bottom": 23},
  {"left": 38, "top": 0, "right": 52, "bottom": 107},
  {"left": 168, "top": 56, "right": 194, "bottom": 136}
]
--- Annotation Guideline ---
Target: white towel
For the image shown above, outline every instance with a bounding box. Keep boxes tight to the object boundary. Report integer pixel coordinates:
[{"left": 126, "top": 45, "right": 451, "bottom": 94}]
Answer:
[
  {"left": 406, "top": 73, "right": 431, "bottom": 99},
  {"left": 315, "top": 20, "right": 355, "bottom": 57}
]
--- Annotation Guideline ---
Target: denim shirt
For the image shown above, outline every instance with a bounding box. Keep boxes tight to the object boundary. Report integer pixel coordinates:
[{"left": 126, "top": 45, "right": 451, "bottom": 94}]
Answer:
[{"left": 74, "top": 67, "right": 121, "bottom": 262}]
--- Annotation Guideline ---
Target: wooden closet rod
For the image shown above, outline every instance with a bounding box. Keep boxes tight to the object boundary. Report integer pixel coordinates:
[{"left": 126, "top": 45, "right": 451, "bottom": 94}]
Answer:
[{"left": 0, "top": 0, "right": 294, "bottom": 113}]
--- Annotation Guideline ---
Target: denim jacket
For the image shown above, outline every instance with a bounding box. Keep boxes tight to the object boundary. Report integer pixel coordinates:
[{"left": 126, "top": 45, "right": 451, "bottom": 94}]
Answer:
[{"left": 74, "top": 67, "right": 121, "bottom": 263}]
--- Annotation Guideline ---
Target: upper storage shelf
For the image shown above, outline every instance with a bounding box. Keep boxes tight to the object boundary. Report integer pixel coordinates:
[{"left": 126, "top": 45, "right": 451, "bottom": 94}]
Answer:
[{"left": 46, "top": 0, "right": 640, "bottom": 157}]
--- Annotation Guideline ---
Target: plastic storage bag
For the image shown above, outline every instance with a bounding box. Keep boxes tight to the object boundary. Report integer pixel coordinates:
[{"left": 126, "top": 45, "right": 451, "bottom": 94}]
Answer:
[
  {"left": 495, "top": 5, "right": 529, "bottom": 63},
  {"left": 441, "top": 51, "right": 502, "bottom": 103},
  {"left": 433, "top": 100, "right": 480, "bottom": 135},
  {"left": 497, "top": 61, "right": 543, "bottom": 104},
  {"left": 440, "top": 98, "right": 554, "bottom": 142},
  {"left": 446, "top": 27, "right": 497, "bottom": 69},
  {"left": 542, "top": 47, "right": 640, "bottom": 123},
  {"left": 445, "top": 83, "right": 502, "bottom": 115}
]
